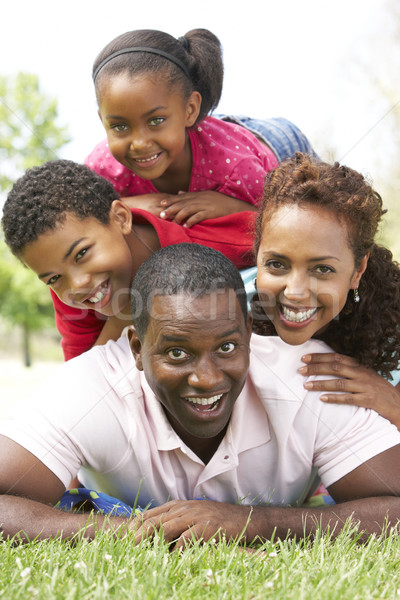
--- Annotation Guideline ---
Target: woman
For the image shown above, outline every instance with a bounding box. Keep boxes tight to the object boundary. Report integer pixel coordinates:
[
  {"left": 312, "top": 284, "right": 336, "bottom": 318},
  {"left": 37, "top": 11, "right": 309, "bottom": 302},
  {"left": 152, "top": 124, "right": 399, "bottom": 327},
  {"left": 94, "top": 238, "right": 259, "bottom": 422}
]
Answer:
[{"left": 252, "top": 152, "right": 400, "bottom": 429}]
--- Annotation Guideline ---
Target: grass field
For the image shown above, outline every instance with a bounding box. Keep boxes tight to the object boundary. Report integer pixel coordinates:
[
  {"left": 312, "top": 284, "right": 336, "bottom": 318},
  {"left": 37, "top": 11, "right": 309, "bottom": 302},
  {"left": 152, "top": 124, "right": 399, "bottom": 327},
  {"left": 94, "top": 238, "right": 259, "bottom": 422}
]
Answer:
[
  {"left": 1, "top": 525, "right": 400, "bottom": 599},
  {"left": 1, "top": 330, "right": 400, "bottom": 598}
]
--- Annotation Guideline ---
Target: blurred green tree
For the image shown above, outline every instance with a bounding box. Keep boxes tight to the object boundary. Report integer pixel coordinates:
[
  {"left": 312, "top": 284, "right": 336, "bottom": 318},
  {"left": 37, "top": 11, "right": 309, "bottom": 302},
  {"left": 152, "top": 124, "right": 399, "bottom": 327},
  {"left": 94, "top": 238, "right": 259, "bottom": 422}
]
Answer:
[{"left": 0, "top": 72, "right": 70, "bottom": 365}]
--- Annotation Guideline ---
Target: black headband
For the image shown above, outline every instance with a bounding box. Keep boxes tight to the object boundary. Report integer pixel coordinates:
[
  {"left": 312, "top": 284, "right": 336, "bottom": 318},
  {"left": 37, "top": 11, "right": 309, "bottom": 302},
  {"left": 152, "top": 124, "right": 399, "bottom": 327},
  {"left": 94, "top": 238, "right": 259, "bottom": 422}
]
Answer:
[{"left": 93, "top": 46, "right": 191, "bottom": 82}]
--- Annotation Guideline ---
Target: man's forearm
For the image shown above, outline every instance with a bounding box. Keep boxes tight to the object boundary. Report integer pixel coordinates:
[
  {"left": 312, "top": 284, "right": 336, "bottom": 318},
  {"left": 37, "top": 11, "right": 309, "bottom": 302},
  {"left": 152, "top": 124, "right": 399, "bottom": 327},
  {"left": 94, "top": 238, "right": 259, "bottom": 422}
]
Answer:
[
  {"left": 249, "top": 497, "right": 400, "bottom": 542},
  {"left": 0, "top": 495, "right": 130, "bottom": 543}
]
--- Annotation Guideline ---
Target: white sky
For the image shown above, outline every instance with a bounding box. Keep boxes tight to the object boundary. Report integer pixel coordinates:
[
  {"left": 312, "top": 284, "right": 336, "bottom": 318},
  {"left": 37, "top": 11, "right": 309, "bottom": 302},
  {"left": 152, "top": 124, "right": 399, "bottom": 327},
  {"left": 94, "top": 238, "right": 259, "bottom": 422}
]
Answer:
[{"left": 1, "top": 0, "right": 396, "bottom": 184}]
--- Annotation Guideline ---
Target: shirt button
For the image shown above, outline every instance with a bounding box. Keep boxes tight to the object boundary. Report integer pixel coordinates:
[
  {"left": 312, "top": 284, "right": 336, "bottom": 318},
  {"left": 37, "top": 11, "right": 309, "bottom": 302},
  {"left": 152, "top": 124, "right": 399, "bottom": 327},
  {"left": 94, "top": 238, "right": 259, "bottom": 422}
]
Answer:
[{"left": 224, "top": 455, "right": 229, "bottom": 460}]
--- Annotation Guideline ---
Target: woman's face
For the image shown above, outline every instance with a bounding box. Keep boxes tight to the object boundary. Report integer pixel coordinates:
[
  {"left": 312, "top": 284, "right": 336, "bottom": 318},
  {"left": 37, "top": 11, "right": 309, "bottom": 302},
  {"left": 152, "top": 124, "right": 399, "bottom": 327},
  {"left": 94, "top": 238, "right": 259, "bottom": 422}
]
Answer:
[{"left": 256, "top": 204, "right": 368, "bottom": 345}]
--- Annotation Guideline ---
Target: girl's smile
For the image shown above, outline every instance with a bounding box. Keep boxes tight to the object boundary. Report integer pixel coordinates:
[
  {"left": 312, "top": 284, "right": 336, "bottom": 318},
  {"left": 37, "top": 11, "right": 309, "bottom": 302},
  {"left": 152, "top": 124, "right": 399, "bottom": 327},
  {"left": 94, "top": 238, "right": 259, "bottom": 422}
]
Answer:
[
  {"left": 256, "top": 204, "right": 368, "bottom": 345},
  {"left": 97, "top": 73, "right": 201, "bottom": 194}
]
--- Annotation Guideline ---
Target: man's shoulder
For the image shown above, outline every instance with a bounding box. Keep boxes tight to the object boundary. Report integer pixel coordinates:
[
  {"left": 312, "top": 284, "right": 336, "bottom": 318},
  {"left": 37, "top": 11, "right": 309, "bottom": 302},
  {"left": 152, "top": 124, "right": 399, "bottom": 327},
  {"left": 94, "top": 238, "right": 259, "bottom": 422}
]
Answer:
[{"left": 248, "top": 334, "right": 332, "bottom": 399}]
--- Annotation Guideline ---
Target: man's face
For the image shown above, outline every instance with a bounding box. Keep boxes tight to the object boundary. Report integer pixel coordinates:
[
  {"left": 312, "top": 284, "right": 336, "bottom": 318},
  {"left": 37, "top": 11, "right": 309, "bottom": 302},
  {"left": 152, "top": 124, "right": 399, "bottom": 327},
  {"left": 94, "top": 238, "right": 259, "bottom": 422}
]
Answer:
[{"left": 130, "top": 290, "right": 251, "bottom": 457}]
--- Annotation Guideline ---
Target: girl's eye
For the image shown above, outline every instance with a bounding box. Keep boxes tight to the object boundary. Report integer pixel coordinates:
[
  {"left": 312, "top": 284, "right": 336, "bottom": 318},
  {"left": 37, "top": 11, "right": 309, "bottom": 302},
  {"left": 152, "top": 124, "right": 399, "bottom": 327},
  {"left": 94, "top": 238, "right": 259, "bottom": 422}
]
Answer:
[
  {"left": 149, "top": 117, "right": 165, "bottom": 126},
  {"left": 314, "top": 265, "right": 335, "bottom": 275},
  {"left": 76, "top": 248, "right": 89, "bottom": 261},
  {"left": 111, "top": 123, "right": 128, "bottom": 133},
  {"left": 217, "top": 342, "right": 236, "bottom": 354},
  {"left": 47, "top": 274, "right": 61, "bottom": 286},
  {"left": 167, "top": 348, "right": 190, "bottom": 360}
]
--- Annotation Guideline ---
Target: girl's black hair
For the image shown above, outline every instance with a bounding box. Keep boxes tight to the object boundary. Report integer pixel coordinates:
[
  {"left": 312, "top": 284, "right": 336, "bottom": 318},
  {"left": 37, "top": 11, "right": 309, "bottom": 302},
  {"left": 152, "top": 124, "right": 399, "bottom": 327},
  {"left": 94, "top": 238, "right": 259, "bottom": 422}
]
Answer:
[{"left": 92, "top": 28, "right": 224, "bottom": 124}]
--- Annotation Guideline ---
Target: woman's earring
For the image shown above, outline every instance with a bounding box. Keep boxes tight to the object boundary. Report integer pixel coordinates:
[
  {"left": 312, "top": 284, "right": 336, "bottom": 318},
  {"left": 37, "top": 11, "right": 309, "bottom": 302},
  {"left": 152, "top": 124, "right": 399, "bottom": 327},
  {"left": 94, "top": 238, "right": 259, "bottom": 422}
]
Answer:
[{"left": 353, "top": 288, "right": 360, "bottom": 303}]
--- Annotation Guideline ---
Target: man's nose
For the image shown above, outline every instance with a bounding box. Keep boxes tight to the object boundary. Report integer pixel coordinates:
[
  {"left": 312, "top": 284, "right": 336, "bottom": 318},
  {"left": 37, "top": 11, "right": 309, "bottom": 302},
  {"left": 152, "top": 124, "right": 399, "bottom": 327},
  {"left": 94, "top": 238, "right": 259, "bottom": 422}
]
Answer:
[{"left": 187, "top": 355, "right": 225, "bottom": 389}]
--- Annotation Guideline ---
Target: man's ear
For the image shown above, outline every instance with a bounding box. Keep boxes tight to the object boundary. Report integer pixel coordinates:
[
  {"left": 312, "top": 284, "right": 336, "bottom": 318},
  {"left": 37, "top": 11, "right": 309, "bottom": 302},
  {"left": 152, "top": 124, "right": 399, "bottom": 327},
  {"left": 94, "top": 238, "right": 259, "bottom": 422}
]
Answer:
[
  {"left": 246, "top": 313, "right": 253, "bottom": 340},
  {"left": 350, "top": 253, "right": 369, "bottom": 289},
  {"left": 110, "top": 200, "right": 132, "bottom": 235},
  {"left": 128, "top": 325, "right": 143, "bottom": 370},
  {"left": 185, "top": 91, "right": 202, "bottom": 127}
]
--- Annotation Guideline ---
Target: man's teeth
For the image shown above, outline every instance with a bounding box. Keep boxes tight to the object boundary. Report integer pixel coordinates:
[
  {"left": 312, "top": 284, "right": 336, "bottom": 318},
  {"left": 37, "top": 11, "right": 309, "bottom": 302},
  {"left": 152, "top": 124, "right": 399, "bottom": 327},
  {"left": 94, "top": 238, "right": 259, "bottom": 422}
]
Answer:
[
  {"left": 281, "top": 306, "right": 317, "bottom": 323},
  {"left": 135, "top": 153, "right": 159, "bottom": 163},
  {"left": 187, "top": 394, "right": 222, "bottom": 406}
]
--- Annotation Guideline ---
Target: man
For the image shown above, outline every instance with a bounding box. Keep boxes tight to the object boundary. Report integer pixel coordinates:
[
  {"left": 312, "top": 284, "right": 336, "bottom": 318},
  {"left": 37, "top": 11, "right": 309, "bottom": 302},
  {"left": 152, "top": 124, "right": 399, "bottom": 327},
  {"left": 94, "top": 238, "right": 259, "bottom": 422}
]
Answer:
[{"left": 1, "top": 244, "right": 400, "bottom": 546}]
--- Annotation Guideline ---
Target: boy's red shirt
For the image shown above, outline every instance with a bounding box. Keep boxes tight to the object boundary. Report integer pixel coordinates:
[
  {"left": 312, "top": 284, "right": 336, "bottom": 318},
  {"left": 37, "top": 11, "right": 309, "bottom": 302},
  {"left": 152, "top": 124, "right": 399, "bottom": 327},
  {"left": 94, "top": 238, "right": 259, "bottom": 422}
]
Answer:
[{"left": 51, "top": 208, "right": 256, "bottom": 360}]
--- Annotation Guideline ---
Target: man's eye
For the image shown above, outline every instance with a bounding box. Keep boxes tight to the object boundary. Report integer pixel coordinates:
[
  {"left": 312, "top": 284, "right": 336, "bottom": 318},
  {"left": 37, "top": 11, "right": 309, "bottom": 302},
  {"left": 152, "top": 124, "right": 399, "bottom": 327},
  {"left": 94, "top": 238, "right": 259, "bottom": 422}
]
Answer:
[
  {"left": 218, "top": 342, "right": 235, "bottom": 354},
  {"left": 167, "top": 348, "right": 189, "bottom": 360}
]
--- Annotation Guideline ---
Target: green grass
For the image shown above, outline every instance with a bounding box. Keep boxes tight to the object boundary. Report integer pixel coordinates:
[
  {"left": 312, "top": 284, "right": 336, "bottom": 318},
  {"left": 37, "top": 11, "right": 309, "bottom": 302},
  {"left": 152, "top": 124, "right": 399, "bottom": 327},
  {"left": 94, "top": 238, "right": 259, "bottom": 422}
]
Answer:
[{"left": 1, "top": 524, "right": 400, "bottom": 599}]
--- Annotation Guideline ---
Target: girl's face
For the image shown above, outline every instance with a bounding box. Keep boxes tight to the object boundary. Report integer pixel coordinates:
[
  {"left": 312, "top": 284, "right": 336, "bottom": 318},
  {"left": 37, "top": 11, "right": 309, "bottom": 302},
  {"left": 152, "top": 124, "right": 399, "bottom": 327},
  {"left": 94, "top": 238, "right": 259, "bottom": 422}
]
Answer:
[
  {"left": 97, "top": 73, "right": 201, "bottom": 192},
  {"left": 256, "top": 204, "right": 368, "bottom": 345},
  {"left": 20, "top": 203, "right": 136, "bottom": 318}
]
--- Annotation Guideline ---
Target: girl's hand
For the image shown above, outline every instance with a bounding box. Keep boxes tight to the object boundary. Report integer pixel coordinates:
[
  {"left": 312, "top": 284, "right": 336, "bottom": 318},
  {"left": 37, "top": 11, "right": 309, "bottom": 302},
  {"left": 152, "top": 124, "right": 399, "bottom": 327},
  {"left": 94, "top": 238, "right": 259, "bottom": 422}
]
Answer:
[
  {"left": 120, "top": 194, "right": 172, "bottom": 217},
  {"left": 299, "top": 352, "right": 400, "bottom": 430},
  {"left": 159, "top": 191, "right": 257, "bottom": 227}
]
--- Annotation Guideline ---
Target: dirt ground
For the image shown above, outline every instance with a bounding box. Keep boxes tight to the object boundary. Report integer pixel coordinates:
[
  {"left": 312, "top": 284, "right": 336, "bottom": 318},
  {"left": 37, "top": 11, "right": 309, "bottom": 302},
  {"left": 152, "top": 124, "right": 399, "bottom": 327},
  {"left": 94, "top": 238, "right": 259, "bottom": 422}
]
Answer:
[{"left": 0, "top": 360, "right": 61, "bottom": 418}]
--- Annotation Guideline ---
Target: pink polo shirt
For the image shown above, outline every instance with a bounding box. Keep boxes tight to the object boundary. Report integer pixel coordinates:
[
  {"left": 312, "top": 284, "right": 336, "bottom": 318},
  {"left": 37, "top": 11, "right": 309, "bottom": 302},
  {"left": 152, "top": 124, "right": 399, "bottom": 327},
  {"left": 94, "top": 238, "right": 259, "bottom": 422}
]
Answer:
[{"left": 2, "top": 335, "right": 399, "bottom": 508}]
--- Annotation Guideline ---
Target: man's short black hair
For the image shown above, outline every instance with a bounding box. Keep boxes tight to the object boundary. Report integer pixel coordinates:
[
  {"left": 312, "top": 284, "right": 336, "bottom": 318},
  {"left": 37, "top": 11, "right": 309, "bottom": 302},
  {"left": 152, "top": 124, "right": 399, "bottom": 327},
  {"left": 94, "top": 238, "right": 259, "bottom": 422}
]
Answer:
[{"left": 131, "top": 243, "right": 248, "bottom": 338}]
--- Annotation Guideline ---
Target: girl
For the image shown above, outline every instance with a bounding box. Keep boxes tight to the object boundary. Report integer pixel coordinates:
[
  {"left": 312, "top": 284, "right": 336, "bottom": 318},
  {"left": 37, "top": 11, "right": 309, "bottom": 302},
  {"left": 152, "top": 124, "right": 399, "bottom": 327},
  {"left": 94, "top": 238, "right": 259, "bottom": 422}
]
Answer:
[
  {"left": 252, "top": 152, "right": 400, "bottom": 429},
  {"left": 86, "top": 28, "right": 317, "bottom": 228}
]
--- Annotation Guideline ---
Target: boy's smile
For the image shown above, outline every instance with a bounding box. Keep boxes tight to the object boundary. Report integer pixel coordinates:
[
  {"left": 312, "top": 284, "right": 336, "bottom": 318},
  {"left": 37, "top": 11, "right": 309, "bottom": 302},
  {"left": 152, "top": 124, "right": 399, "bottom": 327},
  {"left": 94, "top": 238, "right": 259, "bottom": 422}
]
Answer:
[
  {"left": 129, "top": 290, "right": 252, "bottom": 464},
  {"left": 20, "top": 210, "right": 135, "bottom": 318}
]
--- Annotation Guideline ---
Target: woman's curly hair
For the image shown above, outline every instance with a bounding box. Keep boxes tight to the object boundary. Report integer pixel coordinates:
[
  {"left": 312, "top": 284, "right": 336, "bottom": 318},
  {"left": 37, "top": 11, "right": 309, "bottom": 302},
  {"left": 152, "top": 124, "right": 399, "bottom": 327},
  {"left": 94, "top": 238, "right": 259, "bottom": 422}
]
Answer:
[
  {"left": 2, "top": 159, "right": 119, "bottom": 257},
  {"left": 251, "top": 152, "right": 400, "bottom": 378}
]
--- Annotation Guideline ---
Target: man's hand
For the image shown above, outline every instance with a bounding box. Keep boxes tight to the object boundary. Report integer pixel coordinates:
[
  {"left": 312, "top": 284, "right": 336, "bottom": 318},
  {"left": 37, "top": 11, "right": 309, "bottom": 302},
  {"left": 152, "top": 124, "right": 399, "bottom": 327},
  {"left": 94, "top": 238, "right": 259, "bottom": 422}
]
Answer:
[
  {"left": 132, "top": 499, "right": 255, "bottom": 549},
  {"left": 299, "top": 352, "right": 400, "bottom": 429}
]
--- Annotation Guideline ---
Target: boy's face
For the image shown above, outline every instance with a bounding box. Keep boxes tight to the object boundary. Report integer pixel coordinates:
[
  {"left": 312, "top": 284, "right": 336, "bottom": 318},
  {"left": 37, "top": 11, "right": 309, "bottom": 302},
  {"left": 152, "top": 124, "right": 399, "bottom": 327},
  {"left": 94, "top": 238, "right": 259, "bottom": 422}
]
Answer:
[
  {"left": 129, "top": 290, "right": 252, "bottom": 458},
  {"left": 20, "top": 209, "right": 134, "bottom": 317}
]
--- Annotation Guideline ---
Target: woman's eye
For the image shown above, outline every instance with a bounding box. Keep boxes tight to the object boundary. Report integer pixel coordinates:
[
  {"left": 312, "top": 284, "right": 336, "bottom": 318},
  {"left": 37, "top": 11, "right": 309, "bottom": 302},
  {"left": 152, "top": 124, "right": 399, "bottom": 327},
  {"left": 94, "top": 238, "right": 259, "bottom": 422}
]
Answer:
[
  {"left": 314, "top": 265, "right": 335, "bottom": 275},
  {"left": 47, "top": 274, "right": 60, "bottom": 286},
  {"left": 167, "top": 348, "right": 190, "bottom": 360},
  {"left": 218, "top": 342, "right": 236, "bottom": 354},
  {"left": 265, "top": 260, "right": 286, "bottom": 271}
]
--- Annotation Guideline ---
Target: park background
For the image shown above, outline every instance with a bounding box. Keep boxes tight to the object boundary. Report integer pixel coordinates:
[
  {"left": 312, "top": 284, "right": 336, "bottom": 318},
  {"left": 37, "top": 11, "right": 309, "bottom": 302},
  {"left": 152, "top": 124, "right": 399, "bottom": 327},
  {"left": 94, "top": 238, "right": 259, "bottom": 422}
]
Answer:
[{"left": 0, "top": 0, "right": 399, "bottom": 403}]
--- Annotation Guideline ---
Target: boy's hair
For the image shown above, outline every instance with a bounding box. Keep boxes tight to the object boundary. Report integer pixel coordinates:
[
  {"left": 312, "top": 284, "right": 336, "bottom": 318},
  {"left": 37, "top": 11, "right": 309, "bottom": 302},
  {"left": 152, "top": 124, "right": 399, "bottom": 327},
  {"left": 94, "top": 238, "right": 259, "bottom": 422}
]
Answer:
[
  {"left": 2, "top": 159, "right": 119, "bottom": 257},
  {"left": 93, "top": 28, "right": 223, "bottom": 124},
  {"left": 131, "top": 243, "right": 247, "bottom": 338},
  {"left": 252, "top": 152, "right": 400, "bottom": 377}
]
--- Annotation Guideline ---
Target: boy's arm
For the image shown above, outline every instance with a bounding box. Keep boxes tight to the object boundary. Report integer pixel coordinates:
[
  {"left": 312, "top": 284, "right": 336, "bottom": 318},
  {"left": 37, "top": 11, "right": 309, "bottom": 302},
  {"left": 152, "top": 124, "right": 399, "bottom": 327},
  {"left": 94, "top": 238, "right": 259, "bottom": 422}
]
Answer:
[
  {"left": 0, "top": 435, "right": 129, "bottom": 541},
  {"left": 134, "top": 444, "right": 400, "bottom": 547}
]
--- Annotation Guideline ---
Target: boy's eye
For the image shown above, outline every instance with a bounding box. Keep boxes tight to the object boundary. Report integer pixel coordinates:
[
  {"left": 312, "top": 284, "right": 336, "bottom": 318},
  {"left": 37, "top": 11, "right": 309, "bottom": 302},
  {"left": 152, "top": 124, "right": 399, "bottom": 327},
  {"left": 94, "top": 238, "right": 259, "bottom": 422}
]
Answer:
[
  {"left": 217, "top": 342, "right": 236, "bottom": 354},
  {"left": 47, "top": 274, "right": 61, "bottom": 286},
  {"left": 75, "top": 248, "right": 89, "bottom": 261},
  {"left": 149, "top": 117, "right": 165, "bottom": 126},
  {"left": 167, "top": 348, "right": 190, "bottom": 360}
]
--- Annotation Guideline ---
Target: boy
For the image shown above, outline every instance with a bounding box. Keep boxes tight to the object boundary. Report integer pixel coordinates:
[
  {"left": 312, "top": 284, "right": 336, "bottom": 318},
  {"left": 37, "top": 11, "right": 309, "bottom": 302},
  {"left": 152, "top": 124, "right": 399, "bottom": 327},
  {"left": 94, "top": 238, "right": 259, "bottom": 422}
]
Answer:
[{"left": 2, "top": 159, "right": 256, "bottom": 360}]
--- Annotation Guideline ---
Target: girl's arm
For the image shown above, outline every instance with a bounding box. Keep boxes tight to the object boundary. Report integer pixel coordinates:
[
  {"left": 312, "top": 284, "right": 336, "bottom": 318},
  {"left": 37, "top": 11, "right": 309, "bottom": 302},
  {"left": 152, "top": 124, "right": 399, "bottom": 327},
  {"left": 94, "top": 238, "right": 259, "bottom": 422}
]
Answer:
[
  {"left": 298, "top": 353, "right": 400, "bottom": 430},
  {"left": 122, "top": 191, "right": 257, "bottom": 228}
]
